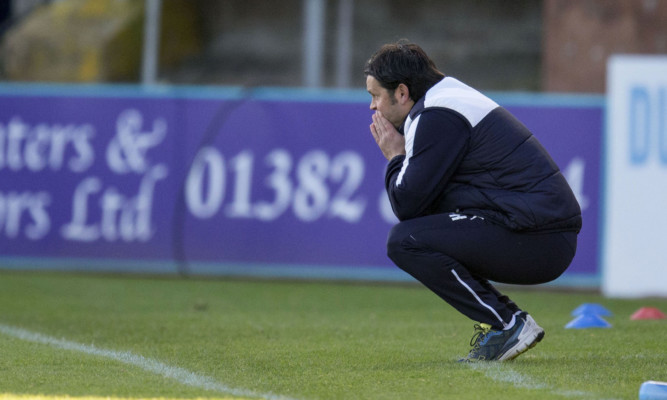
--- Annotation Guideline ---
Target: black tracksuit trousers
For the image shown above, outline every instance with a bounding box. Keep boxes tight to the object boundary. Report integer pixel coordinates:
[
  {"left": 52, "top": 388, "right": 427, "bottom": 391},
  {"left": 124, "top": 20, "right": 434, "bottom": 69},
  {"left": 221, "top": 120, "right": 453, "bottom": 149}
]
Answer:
[{"left": 387, "top": 212, "right": 577, "bottom": 330}]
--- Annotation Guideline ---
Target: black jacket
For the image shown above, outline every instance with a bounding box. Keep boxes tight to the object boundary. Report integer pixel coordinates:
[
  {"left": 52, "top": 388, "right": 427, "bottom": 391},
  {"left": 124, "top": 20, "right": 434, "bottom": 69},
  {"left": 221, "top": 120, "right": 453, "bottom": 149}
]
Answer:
[{"left": 385, "top": 77, "right": 582, "bottom": 233}]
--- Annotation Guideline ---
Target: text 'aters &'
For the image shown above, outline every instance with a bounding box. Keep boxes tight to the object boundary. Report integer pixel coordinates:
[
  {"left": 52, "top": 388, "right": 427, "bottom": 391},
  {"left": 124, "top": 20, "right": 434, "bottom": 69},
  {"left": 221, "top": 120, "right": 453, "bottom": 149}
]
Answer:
[{"left": 0, "top": 110, "right": 168, "bottom": 242}]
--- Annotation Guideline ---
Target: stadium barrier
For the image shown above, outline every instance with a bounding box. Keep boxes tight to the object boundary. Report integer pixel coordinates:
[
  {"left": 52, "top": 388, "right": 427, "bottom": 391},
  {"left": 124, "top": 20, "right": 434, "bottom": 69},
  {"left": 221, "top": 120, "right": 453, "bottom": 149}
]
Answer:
[
  {"left": 602, "top": 55, "right": 667, "bottom": 298},
  {"left": 0, "top": 84, "right": 602, "bottom": 287}
]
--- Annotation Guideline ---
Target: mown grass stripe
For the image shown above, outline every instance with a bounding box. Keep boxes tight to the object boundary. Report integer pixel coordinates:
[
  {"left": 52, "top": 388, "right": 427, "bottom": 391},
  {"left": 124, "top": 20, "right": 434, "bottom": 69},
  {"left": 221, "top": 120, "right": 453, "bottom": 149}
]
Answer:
[{"left": 0, "top": 323, "right": 299, "bottom": 400}]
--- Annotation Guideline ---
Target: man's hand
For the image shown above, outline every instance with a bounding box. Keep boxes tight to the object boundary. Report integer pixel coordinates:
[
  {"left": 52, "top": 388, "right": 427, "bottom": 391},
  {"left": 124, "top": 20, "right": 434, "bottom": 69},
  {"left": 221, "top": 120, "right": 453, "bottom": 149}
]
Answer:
[{"left": 370, "top": 111, "right": 406, "bottom": 161}]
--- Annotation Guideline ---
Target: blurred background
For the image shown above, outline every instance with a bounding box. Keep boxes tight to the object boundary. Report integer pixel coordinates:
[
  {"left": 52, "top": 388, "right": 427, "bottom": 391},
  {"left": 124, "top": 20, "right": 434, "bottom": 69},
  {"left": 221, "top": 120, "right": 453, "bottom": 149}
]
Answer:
[
  {"left": 0, "top": 0, "right": 665, "bottom": 296},
  {"left": 1, "top": 0, "right": 665, "bottom": 92}
]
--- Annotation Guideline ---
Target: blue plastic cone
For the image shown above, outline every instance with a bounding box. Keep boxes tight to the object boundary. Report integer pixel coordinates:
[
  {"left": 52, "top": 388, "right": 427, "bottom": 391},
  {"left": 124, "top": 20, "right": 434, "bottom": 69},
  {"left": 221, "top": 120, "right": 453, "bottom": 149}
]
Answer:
[
  {"left": 639, "top": 381, "right": 667, "bottom": 400},
  {"left": 571, "top": 303, "right": 613, "bottom": 317},
  {"left": 565, "top": 314, "right": 612, "bottom": 329}
]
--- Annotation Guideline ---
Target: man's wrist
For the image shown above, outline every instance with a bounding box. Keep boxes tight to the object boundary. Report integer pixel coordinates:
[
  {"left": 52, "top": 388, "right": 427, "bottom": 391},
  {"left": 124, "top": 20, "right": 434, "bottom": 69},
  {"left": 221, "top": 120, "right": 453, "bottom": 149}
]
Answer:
[{"left": 388, "top": 153, "right": 406, "bottom": 162}]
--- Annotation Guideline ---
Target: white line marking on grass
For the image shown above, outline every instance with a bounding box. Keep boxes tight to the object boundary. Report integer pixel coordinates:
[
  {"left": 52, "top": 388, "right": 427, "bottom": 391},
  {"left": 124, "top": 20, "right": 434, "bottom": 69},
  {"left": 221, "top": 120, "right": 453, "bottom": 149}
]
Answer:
[
  {"left": 467, "top": 363, "right": 547, "bottom": 390},
  {"left": 0, "top": 323, "right": 300, "bottom": 400},
  {"left": 467, "top": 363, "right": 620, "bottom": 400}
]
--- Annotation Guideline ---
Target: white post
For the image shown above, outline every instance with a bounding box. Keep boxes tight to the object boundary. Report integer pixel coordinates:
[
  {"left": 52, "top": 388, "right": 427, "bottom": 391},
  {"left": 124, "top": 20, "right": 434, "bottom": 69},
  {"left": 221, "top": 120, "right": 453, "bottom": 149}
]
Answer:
[
  {"left": 302, "top": 0, "right": 326, "bottom": 87},
  {"left": 141, "top": 0, "right": 162, "bottom": 85},
  {"left": 335, "top": 0, "right": 353, "bottom": 88}
]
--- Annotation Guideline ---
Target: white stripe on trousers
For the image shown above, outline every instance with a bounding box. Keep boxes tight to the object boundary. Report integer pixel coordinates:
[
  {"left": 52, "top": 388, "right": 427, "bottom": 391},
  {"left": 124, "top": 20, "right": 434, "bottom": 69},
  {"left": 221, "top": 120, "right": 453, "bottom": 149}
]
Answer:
[{"left": 451, "top": 268, "right": 507, "bottom": 328}]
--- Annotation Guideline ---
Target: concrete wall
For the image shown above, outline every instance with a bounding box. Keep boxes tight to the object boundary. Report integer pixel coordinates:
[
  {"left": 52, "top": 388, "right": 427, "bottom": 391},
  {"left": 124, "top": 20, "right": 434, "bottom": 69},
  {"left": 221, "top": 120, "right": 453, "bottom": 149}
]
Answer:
[{"left": 177, "top": 0, "right": 543, "bottom": 91}]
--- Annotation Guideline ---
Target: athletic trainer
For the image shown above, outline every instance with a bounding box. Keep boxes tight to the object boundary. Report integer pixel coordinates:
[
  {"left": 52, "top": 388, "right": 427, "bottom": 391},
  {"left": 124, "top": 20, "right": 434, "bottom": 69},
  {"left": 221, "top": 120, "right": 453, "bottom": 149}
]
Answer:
[{"left": 365, "top": 40, "right": 581, "bottom": 362}]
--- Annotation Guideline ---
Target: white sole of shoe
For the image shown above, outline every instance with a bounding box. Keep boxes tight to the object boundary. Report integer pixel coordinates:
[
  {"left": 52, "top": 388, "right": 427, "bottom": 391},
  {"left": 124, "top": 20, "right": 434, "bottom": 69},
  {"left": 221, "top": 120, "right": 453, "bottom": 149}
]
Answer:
[{"left": 497, "top": 314, "right": 545, "bottom": 361}]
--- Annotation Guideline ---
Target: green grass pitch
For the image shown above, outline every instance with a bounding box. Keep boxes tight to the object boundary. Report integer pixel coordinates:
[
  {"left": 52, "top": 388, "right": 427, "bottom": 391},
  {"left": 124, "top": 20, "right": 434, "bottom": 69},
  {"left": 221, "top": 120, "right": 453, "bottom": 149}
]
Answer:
[{"left": 0, "top": 270, "right": 665, "bottom": 400}]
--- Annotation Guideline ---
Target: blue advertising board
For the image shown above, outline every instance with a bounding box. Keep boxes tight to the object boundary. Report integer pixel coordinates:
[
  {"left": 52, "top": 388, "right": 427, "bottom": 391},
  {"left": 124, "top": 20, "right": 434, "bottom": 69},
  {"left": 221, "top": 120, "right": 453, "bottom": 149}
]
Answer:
[{"left": 0, "top": 84, "right": 602, "bottom": 285}]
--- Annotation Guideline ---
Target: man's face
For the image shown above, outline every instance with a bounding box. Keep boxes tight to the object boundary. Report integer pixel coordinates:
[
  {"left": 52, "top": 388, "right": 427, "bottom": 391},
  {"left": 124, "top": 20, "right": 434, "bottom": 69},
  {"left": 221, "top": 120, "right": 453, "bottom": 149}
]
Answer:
[{"left": 366, "top": 75, "right": 411, "bottom": 129}]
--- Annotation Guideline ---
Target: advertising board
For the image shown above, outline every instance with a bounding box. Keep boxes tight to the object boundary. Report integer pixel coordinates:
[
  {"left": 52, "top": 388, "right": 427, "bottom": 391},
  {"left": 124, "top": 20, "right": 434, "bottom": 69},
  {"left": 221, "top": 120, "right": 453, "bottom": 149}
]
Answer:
[
  {"left": 0, "top": 85, "right": 601, "bottom": 284},
  {"left": 603, "top": 55, "right": 667, "bottom": 297}
]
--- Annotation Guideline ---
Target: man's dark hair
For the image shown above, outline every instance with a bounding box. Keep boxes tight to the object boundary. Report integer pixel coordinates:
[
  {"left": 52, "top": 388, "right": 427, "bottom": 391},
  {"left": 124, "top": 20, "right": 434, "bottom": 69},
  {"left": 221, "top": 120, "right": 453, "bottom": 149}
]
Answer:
[{"left": 364, "top": 40, "right": 445, "bottom": 102}]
